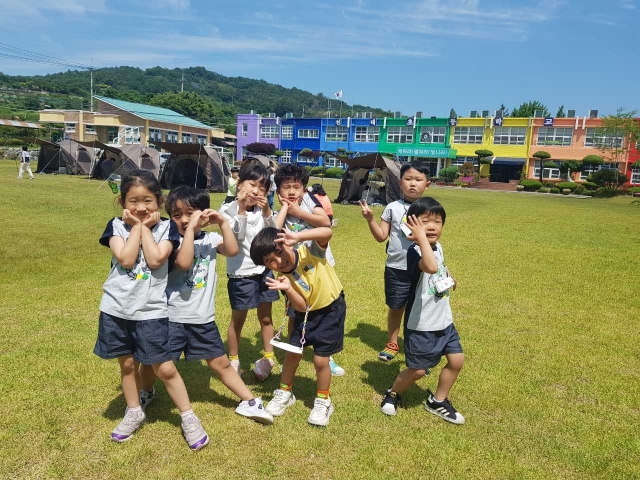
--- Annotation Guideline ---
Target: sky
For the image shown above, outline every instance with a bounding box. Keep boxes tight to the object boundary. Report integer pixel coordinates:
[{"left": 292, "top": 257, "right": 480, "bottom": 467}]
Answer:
[{"left": 0, "top": 0, "right": 639, "bottom": 117}]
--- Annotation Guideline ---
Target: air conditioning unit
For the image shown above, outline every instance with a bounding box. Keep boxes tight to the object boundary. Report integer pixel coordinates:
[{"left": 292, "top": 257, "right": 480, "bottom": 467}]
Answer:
[
  {"left": 495, "top": 109, "right": 504, "bottom": 119},
  {"left": 416, "top": 111, "right": 423, "bottom": 118},
  {"left": 394, "top": 111, "right": 402, "bottom": 118},
  {"left": 588, "top": 109, "right": 598, "bottom": 118},
  {"left": 284, "top": 112, "right": 293, "bottom": 119},
  {"left": 534, "top": 109, "right": 545, "bottom": 118},
  {"left": 266, "top": 113, "right": 276, "bottom": 119},
  {"left": 470, "top": 110, "right": 479, "bottom": 118},
  {"left": 567, "top": 109, "right": 576, "bottom": 118},
  {"left": 481, "top": 110, "right": 490, "bottom": 118}
]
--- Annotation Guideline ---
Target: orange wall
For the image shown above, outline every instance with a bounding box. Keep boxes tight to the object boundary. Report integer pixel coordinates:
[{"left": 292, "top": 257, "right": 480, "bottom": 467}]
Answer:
[{"left": 529, "top": 118, "right": 607, "bottom": 162}]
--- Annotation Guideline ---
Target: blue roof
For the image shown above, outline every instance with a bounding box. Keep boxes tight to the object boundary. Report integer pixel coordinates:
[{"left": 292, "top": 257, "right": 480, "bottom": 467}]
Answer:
[{"left": 93, "top": 96, "right": 213, "bottom": 130}]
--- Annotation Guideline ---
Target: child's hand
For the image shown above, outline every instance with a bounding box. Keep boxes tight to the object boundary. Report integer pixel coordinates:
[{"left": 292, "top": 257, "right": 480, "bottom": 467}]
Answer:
[
  {"left": 281, "top": 197, "right": 303, "bottom": 217},
  {"left": 202, "top": 209, "right": 225, "bottom": 226},
  {"left": 142, "top": 211, "right": 160, "bottom": 229},
  {"left": 255, "top": 195, "right": 269, "bottom": 213},
  {"left": 358, "top": 200, "right": 374, "bottom": 221},
  {"left": 265, "top": 275, "right": 292, "bottom": 291},
  {"left": 275, "top": 230, "right": 299, "bottom": 247},
  {"left": 122, "top": 209, "right": 141, "bottom": 227},
  {"left": 405, "top": 215, "right": 427, "bottom": 241},
  {"left": 186, "top": 210, "right": 205, "bottom": 231}
]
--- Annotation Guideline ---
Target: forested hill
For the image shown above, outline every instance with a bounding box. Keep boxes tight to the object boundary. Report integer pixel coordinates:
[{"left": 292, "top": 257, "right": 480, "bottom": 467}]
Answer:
[{"left": 0, "top": 66, "right": 392, "bottom": 133}]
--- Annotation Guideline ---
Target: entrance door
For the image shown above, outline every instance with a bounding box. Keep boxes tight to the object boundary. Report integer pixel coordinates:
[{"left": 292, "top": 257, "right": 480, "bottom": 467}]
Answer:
[
  {"left": 490, "top": 164, "right": 522, "bottom": 183},
  {"left": 415, "top": 158, "right": 439, "bottom": 177}
]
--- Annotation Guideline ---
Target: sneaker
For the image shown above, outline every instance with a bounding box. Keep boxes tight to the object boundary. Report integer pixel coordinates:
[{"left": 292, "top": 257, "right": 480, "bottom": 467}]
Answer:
[
  {"left": 424, "top": 390, "right": 465, "bottom": 425},
  {"left": 230, "top": 359, "right": 240, "bottom": 374},
  {"left": 329, "top": 356, "right": 345, "bottom": 376},
  {"left": 265, "top": 389, "right": 296, "bottom": 416},
  {"left": 378, "top": 342, "right": 399, "bottom": 362},
  {"left": 140, "top": 387, "right": 155, "bottom": 411},
  {"left": 235, "top": 398, "right": 274, "bottom": 425},
  {"left": 253, "top": 357, "right": 274, "bottom": 381},
  {"left": 181, "top": 414, "right": 209, "bottom": 451},
  {"left": 111, "top": 409, "right": 145, "bottom": 443},
  {"left": 380, "top": 388, "right": 401, "bottom": 416},
  {"left": 308, "top": 397, "right": 334, "bottom": 426}
]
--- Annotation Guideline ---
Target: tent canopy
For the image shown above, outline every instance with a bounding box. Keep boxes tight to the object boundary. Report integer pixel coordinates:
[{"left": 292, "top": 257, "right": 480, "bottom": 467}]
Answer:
[
  {"left": 330, "top": 153, "right": 402, "bottom": 205},
  {"left": 157, "top": 142, "right": 229, "bottom": 192},
  {"left": 87, "top": 142, "right": 161, "bottom": 179}
]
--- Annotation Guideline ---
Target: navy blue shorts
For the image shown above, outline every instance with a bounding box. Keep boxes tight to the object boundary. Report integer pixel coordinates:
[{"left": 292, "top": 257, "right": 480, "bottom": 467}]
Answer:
[
  {"left": 289, "top": 293, "right": 346, "bottom": 357},
  {"left": 384, "top": 267, "right": 413, "bottom": 309},
  {"left": 404, "top": 323, "right": 463, "bottom": 370},
  {"left": 94, "top": 312, "right": 173, "bottom": 365},
  {"left": 227, "top": 270, "right": 279, "bottom": 311},
  {"left": 169, "top": 321, "right": 225, "bottom": 362}
]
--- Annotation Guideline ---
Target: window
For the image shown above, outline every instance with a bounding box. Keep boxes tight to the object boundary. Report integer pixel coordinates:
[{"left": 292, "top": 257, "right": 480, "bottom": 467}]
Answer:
[
  {"left": 533, "top": 160, "right": 560, "bottom": 179},
  {"left": 354, "top": 126, "right": 379, "bottom": 143},
  {"left": 536, "top": 127, "right": 573, "bottom": 146},
  {"left": 419, "top": 126, "right": 446, "bottom": 144},
  {"left": 107, "top": 127, "right": 118, "bottom": 143},
  {"left": 631, "top": 168, "right": 640, "bottom": 184},
  {"left": 85, "top": 124, "right": 96, "bottom": 135},
  {"left": 281, "top": 125, "right": 293, "bottom": 140},
  {"left": 325, "top": 156, "right": 346, "bottom": 168},
  {"left": 260, "top": 124, "right": 278, "bottom": 139},
  {"left": 166, "top": 131, "right": 178, "bottom": 143},
  {"left": 325, "top": 126, "right": 348, "bottom": 142},
  {"left": 182, "top": 133, "right": 193, "bottom": 143},
  {"left": 65, "top": 123, "right": 76, "bottom": 133},
  {"left": 585, "top": 128, "right": 623, "bottom": 148},
  {"left": 149, "top": 128, "right": 162, "bottom": 143},
  {"left": 197, "top": 135, "right": 207, "bottom": 145},
  {"left": 578, "top": 163, "right": 618, "bottom": 180},
  {"left": 599, "top": 163, "right": 619, "bottom": 171},
  {"left": 387, "top": 126, "right": 413, "bottom": 143},
  {"left": 493, "top": 127, "right": 526, "bottom": 145},
  {"left": 241, "top": 123, "right": 248, "bottom": 136},
  {"left": 453, "top": 127, "right": 483, "bottom": 144},
  {"left": 280, "top": 149, "right": 292, "bottom": 163},
  {"left": 451, "top": 156, "right": 477, "bottom": 166},
  {"left": 298, "top": 129, "right": 319, "bottom": 139}
]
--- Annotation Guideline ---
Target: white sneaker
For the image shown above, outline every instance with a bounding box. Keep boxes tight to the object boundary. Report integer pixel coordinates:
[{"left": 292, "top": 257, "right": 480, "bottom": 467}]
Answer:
[
  {"left": 308, "top": 398, "right": 334, "bottom": 427},
  {"left": 329, "top": 357, "right": 345, "bottom": 376},
  {"left": 265, "top": 389, "right": 296, "bottom": 416},
  {"left": 253, "top": 357, "right": 274, "bottom": 381},
  {"left": 235, "top": 398, "right": 274, "bottom": 425},
  {"left": 230, "top": 359, "right": 240, "bottom": 374},
  {"left": 111, "top": 409, "right": 145, "bottom": 442}
]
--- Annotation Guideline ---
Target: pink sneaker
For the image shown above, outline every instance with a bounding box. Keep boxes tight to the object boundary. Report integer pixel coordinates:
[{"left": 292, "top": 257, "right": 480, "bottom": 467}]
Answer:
[{"left": 253, "top": 357, "right": 274, "bottom": 381}]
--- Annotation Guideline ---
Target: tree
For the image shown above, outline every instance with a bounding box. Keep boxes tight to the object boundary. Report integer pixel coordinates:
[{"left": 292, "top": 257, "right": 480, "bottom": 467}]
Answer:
[
  {"left": 532, "top": 151, "right": 551, "bottom": 182},
  {"left": 559, "top": 160, "right": 581, "bottom": 180},
  {"left": 593, "top": 108, "right": 640, "bottom": 167},
  {"left": 591, "top": 169, "right": 629, "bottom": 189},
  {"left": 246, "top": 142, "right": 276, "bottom": 156},
  {"left": 511, "top": 101, "right": 549, "bottom": 118},
  {"left": 498, "top": 104, "right": 510, "bottom": 117},
  {"left": 475, "top": 149, "right": 493, "bottom": 168},
  {"left": 556, "top": 105, "right": 565, "bottom": 118},
  {"left": 449, "top": 108, "right": 458, "bottom": 118}
]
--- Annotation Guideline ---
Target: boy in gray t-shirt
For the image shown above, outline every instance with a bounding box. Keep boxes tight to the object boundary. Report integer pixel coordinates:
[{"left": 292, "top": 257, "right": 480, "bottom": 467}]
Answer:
[
  {"left": 138, "top": 186, "right": 273, "bottom": 425},
  {"left": 380, "top": 197, "right": 465, "bottom": 425}
]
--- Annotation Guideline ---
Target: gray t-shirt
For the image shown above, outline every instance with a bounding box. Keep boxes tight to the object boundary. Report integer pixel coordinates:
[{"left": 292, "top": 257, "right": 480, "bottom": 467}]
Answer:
[
  {"left": 99, "top": 217, "right": 179, "bottom": 321},
  {"left": 380, "top": 200, "right": 413, "bottom": 270},
  {"left": 167, "top": 232, "right": 222, "bottom": 324},
  {"left": 404, "top": 241, "right": 454, "bottom": 332}
]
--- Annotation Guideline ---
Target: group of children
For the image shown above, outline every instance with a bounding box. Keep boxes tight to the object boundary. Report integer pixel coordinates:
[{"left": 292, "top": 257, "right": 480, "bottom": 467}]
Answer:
[{"left": 94, "top": 159, "right": 465, "bottom": 450}]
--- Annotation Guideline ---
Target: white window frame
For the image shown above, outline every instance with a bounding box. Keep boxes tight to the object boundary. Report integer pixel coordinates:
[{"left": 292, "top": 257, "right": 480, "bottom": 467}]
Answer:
[
  {"left": 149, "top": 128, "right": 162, "bottom": 143},
  {"left": 166, "top": 130, "right": 178, "bottom": 143},
  {"left": 325, "top": 126, "right": 348, "bottom": 142},
  {"left": 453, "top": 126, "right": 483, "bottom": 144},
  {"left": 354, "top": 126, "right": 380, "bottom": 143},
  {"left": 260, "top": 124, "right": 279, "bottom": 139},
  {"left": 298, "top": 129, "right": 319, "bottom": 139},
  {"left": 493, "top": 127, "right": 526, "bottom": 145},
  {"left": 578, "top": 163, "right": 618, "bottom": 180},
  {"left": 181, "top": 133, "right": 193, "bottom": 144},
  {"left": 65, "top": 122, "right": 76, "bottom": 133},
  {"left": 533, "top": 160, "right": 561, "bottom": 179},
  {"left": 451, "top": 156, "right": 477, "bottom": 166},
  {"left": 536, "top": 127, "right": 573, "bottom": 147},
  {"left": 584, "top": 128, "right": 623, "bottom": 148},
  {"left": 107, "top": 126, "right": 118, "bottom": 143},
  {"left": 324, "top": 156, "right": 346, "bottom": 168},
  {"left": 196, "top": 135, "right": 207, "bottom": 145},
  {"left": 387, "top": 126, "right": 413, "bottom": 143},
  {"left": 631, "top": 168, "right": 640, "bottom": 184},
  {"left": 85, "top": 124, "right": 96, "bottom": 135},
  {"left": 419, "top": 126, "right": 446, "bottom": 144},
  {"left": 280, "top": 149, "right": 292, "bottom": 163},
  {"left": 241, "top": 123, "right": 248, "bottom": 137},
  {"left": 281, "top": 125, "right": 293, "bottom": 140}
]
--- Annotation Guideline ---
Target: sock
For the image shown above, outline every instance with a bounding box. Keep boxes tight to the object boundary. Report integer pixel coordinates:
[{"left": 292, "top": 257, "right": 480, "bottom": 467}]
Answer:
[
  {"left": 128, "top": 406, "right": 142, "bottom": 414},
  {"left": 180, "top": 409, "right": 195, "bottom": 419},
  {"left": 430, "top": 394, "right": 445, "bottom": 403},
  {"left": 317, "top": 389, "right": 330, "bottom": 399},
  {"left": 280, "top": 383, "right": 292, "bottom": 391},
  {"left": 229, "top": 355, "right": 239, "bottom": 361},
  {"left": 264, "top": 352, "right": 275, "bottom": 361}
]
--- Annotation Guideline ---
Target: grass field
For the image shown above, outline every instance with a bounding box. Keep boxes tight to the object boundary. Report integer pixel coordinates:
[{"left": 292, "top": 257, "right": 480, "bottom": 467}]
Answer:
[{"left": 1, "top": 161, "right": 639, "bottom": 479}]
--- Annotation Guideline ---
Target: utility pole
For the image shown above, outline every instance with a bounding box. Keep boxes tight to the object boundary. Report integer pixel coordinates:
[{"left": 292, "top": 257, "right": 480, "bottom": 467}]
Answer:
[
  {"left": 181, "top": 71, "right": 184, "bottom": 93},
  {"left": 90, "top": 58, "right": 94, "bottom": 112}
]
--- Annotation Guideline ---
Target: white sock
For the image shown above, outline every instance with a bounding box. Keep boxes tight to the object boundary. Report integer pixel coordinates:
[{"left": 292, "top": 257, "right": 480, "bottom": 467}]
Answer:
[
  {"left": 128, "top": 406, "right": 142, "bottom": 414},
  {"left": 180, "top": 409, "right": 195, "bottom": 419}
]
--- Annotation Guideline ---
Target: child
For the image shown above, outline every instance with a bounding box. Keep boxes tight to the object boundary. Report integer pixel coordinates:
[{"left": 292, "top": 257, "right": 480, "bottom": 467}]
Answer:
[
  {"left": 274, "top": 164, "right": 344, "bottom": 376},
  {"left": 250, "top": 227, "right": 345, "bottom": 426},
  {"left": 359, "top": 162, "right": 430, "bottom": 362},
  {"left": 309, "top": 184, "right": 333, "bottom": 221},
  {"left": 18, "top": 146, "right": 34, "bottom": 180},
  {"left": 94, "top": 169, "right": 209, "bottom": 450},
  {"left": 267, "top": 163, "right": 277, "bottom": 210},
  {"left": 220, "top": 163, "right": 279, "bottom": 380},
  {"left": 223, "top": 167, "right": 240, "bottom": 204},
  {"left": 380, "top": 197, "right": 465, "bottom": 424},
  {"left": 138, "top": 186, "right": 273, "bottom": 425}
]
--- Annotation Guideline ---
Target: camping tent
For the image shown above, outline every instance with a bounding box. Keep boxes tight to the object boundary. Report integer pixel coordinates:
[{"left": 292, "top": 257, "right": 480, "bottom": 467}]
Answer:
[
  {"left": 332, "top": 153, "right": 402, "bottom": 205},
  {"left": 155, "top": 142, "right": 229, "bottom": 192},
  {"left": 31, "top": 138, "right": 63, "bottom": 174},
  {"left": 78, "top": 140, "right": 161, "bottom": 179},
  {"left": 27, "top": 138, "right": 95, "bottom": 175}
]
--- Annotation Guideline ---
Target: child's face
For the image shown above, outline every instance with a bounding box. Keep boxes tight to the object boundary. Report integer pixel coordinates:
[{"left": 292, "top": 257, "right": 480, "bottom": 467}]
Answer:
[
  {"left": 231, "top": 172, "right": 238, "bottom": 179},
  {"left": 417, "top": 212, "right": 444, "bottom": 245},
  {"left": 239, "top": 179, "right": 267, "bottom": 207},
  {"left": 278, "top": 179, "right": 305, "bottom": 205},
  {"left": 262, "top": 244, "right": 296, "bottom": 273},
  {"left": 400, "top": 168, "right": 429, "bottom": 200},
  {"left": 170, "top": 200, "right": 200, "bottom": 236},
  {"left": 122, "top": 185, "right": 160, "bottom": 222}
]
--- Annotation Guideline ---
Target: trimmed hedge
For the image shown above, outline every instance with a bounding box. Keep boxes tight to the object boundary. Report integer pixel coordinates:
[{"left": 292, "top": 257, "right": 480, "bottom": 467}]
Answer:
[
  {"left": 550, "top": 187, "right": 560, "bottom": 194},
  {"left": 324, "top": 167, "right": 345, "bottom": 179},
  {"left": 538, "top": 187, "right": 550, "bottom": 193},
  {"left": 519, "top": 179, "right": 542, "bottom": 191},
  {"left": 557, "top": 182, "right": 579, "bottom": 191},
  {"left": 543, "top": 182, "right": 555, "bottom": 188},
  {"left": 574, "top": 186, "right": 586, "bottom": 195},
  {"left": 582, "top": 181, "right": 598, "bottom": 190},
  {"left": 582, "top": 190, "right": 596, "bottom": 197}
]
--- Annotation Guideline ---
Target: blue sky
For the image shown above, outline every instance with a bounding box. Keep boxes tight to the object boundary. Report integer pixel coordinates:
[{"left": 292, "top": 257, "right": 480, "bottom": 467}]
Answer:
[{"left": 1, "top": 0, "right": 638, "bottom": 117}]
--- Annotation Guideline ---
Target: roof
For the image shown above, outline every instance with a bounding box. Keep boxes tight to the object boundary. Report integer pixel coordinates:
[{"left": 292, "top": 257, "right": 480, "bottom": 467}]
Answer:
[
  {"left": 93, "top": 96, "right": 214, "bottom": 131},
  {"left": 0, "top": 119, "right": 43, "bottom": 129}
]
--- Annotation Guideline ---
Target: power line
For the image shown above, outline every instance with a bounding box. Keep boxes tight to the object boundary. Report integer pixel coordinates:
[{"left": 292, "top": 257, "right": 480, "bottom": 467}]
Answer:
[{"left": 0, "top": 42, "right": 93, "bottom": 70}]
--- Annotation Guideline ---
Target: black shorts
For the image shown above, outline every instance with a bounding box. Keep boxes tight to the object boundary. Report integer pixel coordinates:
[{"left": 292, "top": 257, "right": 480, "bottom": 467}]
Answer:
[
  {"left": 169, "top": 321, "right": 226, "bottom": 362},
  {"left": 404, "top": 323, "right": 463, "bottom": 370},
  {"left": 384, "top": 267, "right": 413, "bottom": 309},
  {"left": 289, "top": 293, "right": 346, "bottom": 357},
  {"left": 94, "top": 312, "right": 173, "bottom": 365},
  {"left": 223, "top": 195, "right": 236, "bottom": 204},
  {"left": 227, "top": 270, "right": 279, "bottom": 311}
]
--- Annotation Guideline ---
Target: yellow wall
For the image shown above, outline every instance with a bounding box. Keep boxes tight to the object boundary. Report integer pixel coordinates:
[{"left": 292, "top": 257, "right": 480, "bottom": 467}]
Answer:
[
  {"left": 93, "top": 115, "right": 120, "bottom": 126},
  {"left": 450, "top": 117, "right": 532, "bottom": 161},
  {"left": 40, "top": 112, "right": 65, "bottom": 123}
]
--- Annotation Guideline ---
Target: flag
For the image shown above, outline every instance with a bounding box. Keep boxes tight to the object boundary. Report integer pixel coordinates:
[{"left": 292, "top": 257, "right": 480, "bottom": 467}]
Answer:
[{"left": 334, "top": 90, "right": 343, "bottom": 99}]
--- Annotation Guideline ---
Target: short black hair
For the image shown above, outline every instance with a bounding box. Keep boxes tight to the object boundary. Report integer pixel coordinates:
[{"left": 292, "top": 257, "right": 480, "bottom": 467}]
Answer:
[
  {"left": 400, "top": 161, "right": 430, "bottom": 179},
  {"left": 239, "top": 162, "right": 271, "bottom": 191},
  {"left": 230, "top": 166, "right": 240, "bottom": 173},
  {"left": 310, "top": 183, "right": 326, "bottom": 196},
  {"left": 407, "top": 197, "right": 446, "bottom": 225},
  {"left": 119, "top": 169, "right": 163, "bottom": 207},
  {"left": 165, "top": 185, "right": 210, "bottom": 216},
  {"left": 250, "top": 227, "right": 282, "bottom": 266},
  {"left": 22, "top": 146, "right": 28, "bottom": 151},
  {"left": 274, "top": 163, "right": 309, "bottom": 189}
]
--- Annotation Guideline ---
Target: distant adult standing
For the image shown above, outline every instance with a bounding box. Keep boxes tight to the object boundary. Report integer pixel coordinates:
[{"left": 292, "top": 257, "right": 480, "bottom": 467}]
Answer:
[
  {"left": 267, "top": 163, "right": 277, "bottom": 210},
  {"left": 18, "top": 146, "right": 34, "bottom": 180}
]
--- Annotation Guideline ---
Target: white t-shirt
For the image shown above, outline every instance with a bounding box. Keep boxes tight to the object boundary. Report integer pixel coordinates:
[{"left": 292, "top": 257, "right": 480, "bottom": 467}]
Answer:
[
  {"left": 167, "top": 232, "right": 222, "bottom": 324},
  {"left": 21, "top": 151, "right": 31, "bottom": 163},
  {"left": 99, "top": 218, "right": 179, "bottom": 320},
  {"left": 380, "top": 200, "right": 413, "bottom": 270}
]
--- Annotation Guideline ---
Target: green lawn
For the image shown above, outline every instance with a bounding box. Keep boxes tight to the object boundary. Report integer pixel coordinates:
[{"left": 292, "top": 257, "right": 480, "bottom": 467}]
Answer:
[{"left": 1, "top": 162, "right": 639, "bottom": 479}]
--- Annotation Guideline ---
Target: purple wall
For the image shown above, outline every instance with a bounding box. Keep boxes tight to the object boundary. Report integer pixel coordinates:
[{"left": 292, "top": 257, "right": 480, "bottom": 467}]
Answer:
[{"left": 236, "top": 114, "right": 281, "bottom": 160}]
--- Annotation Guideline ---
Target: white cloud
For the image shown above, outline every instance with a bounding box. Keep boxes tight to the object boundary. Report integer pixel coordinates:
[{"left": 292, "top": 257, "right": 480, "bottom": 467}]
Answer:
[
  {"left": 0, "top": 0, "right": 106, "bottom": 17},
  {"left": 621, "top": 0, "right": 636, "bottom": 8},
  {"left": 156, "top": 0, "right": 190, "bottom": 9}
]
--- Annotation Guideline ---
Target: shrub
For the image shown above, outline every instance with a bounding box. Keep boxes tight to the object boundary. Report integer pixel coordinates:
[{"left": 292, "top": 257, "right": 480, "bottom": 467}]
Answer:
[
  {"left": 544, "top": 182, "right": 555, "bottom": 188},
  {"left": 582, "top": 181, "right": 598, "bottom": 190},
  {"left": 459, "top": 162, "right": 475, "bottom": 177},
  {"left": 557, "top": 182, "right": 578, "bottom": 191},
  {"left": 574, "top": 185, "right": 586, "bottom": 195},
  {"left": 519, "top": 179, "right": 542, "bottom": 191},
  {"left": 582, "top": 154, "right": 604, "bottom": 165},
  {"left": 591, "top": 170, "right": 628, "bottom": 189},
  {"left": 304, "top": 166, "right": 312, "bottom": 173},
  {"left": 324, "top": 167, "right": 345, "bottom": 179},
  {"left": 593, "top": 189, "right": 631, "bottom": 198},
  {"left": 439, "top": 166, "right": 459, "bottom": 183},
  {"left": 582, "top": 190, "right": 596, "bottom": 197},
  {"left": 310, "top": 166, "right": 325, "bottom": 176},
  {"left": 543, "top": 161, "right": 557, "bottom": 169},
  {"left": 550, "top": 187, "right": 560, "bottom": 194},
  {"left": 562, "top": 189, "right": 571, "bottom": 195},
  {"left": 538, "top": 187, "right": 550, "bottom": 193}
]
